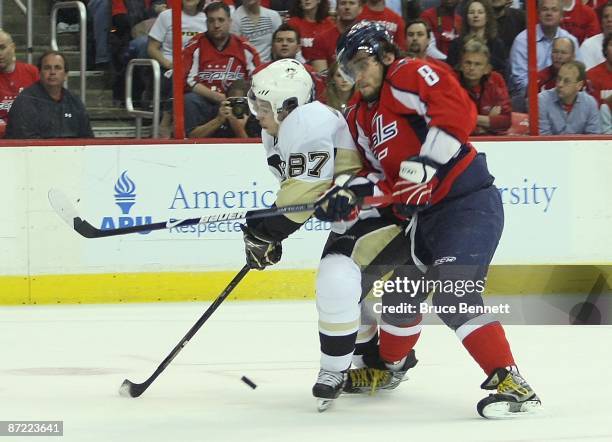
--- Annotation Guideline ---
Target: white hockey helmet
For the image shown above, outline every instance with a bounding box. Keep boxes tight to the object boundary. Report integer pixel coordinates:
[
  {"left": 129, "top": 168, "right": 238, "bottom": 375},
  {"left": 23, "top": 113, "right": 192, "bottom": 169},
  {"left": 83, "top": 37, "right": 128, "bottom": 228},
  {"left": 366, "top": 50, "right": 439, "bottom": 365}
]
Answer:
[{"left": 248, "top": 59, "right": 314, "bottom": 124}]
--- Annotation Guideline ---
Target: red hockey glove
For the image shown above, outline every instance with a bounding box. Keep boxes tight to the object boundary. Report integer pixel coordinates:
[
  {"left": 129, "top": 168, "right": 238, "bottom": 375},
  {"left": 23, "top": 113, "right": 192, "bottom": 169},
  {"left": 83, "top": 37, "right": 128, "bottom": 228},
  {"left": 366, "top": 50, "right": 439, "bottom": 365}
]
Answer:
[{"left": 392, "top": 157, "right": 439, "bottom": 218}]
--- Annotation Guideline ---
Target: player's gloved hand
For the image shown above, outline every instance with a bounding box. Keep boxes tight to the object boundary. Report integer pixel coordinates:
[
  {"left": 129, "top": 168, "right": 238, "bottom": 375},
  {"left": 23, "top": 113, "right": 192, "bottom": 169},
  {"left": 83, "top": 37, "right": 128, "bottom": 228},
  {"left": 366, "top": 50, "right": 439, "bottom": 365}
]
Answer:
[
  {"left": 314, "top": 174, "right": 359, "bottom": 222},
  {"left": 240, "top": 224, "right": 282, "bottom": 270},
  {"left": 392, "top": 157, "right": 439, "bottom": 218}
]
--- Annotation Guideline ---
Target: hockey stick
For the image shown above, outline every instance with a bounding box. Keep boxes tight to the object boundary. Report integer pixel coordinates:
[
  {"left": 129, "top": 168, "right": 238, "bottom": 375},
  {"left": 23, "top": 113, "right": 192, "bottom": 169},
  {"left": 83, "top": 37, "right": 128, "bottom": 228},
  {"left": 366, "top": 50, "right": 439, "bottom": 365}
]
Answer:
[
  {"left": 118, "top": 264, "right": 250, "bottom": 398},
  {"left": 48, "top": 188, "right": 393, "bottom": 239}
]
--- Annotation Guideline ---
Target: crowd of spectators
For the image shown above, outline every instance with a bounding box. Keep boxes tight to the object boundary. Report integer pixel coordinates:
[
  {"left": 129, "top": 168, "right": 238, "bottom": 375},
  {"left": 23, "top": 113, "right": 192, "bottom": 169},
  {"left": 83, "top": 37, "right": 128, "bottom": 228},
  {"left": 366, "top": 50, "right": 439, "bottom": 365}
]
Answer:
[{"left": 1, "top": 0, "right": 611, "bottom": 139}]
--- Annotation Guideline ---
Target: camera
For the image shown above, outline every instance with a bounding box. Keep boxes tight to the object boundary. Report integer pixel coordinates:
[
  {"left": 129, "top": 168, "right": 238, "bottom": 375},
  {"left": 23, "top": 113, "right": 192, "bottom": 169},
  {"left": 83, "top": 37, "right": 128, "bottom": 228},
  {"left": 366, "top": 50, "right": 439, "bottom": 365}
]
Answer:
[{"left": 227, "top": 97, "right": 249, "bottom": 118}]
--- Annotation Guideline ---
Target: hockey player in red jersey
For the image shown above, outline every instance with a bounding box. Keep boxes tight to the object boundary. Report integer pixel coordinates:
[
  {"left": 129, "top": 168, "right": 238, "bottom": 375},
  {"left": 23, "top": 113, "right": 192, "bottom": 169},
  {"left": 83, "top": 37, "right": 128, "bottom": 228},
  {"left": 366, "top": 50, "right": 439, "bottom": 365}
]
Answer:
[{"left": 314, "top": 21, "right": 542, "bottom": 418}]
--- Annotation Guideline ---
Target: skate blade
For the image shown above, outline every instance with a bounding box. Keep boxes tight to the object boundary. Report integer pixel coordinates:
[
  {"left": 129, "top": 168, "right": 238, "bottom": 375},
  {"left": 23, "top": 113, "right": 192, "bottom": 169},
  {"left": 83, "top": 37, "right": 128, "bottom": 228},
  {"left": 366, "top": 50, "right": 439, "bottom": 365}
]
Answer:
[
  {"left": 480, "top": 399, "right": 543, "bottom": 419},
  {"left": 316, "top": 398, "right": 334, "bottom": 412}
]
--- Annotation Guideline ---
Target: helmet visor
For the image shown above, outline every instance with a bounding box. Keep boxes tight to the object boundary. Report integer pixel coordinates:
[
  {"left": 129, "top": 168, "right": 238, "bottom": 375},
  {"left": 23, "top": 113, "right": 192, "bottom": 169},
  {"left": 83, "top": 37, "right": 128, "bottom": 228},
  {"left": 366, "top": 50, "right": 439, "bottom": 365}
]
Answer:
[
  {"left": 247, "top": 89, "right": 274, "bottom": 118},
  {"left": 247, "top": 88, "right": 260, "bottom": 116},
  {"left": 338, "top": 52, "right": 375, "bottom": 84}
]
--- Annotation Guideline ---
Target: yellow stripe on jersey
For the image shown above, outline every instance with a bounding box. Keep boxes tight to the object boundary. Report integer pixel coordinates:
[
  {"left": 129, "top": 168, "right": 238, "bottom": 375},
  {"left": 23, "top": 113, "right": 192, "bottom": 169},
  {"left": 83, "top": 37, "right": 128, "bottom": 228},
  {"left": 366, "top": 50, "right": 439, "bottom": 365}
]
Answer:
[
  {"left": 334, "top": 147, "right": 363, "bottom": 177},
  {"left": 277, "top": 178, "right": 331, "bottom": 224},
  {"left": 351, "top": 224, "right": 404, "bottom": 268}
]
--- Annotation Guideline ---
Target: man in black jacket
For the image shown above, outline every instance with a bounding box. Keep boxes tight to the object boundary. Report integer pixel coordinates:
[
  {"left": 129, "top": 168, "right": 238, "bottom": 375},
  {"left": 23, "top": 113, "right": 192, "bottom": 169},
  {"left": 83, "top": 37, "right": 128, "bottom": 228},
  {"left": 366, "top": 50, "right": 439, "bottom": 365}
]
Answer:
[{"left": 6, "top": 50, "right": 93, "bottom": 139}]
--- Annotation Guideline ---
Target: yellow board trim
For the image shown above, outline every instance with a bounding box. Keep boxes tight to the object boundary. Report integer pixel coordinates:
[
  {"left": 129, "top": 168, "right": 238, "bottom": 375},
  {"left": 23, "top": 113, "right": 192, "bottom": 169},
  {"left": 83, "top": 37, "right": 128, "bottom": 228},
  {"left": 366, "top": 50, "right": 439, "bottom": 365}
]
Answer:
[
  {"left": 1, "top": 265, "right": 610, "bottom": 305},
  {"left": 0, "top": 276, "right": 31, "bottom": 304}
]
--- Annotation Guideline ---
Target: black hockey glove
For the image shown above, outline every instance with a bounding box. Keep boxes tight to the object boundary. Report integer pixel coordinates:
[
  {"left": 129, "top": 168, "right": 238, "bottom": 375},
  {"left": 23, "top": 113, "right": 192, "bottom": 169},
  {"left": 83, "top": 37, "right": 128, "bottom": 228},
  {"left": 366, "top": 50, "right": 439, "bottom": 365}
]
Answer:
[
  {"left": 240, "top": 224, "right": 282, "bottom": 270},
  {"left": 314, "top": 174, "right": 361, "bottom": 222}
]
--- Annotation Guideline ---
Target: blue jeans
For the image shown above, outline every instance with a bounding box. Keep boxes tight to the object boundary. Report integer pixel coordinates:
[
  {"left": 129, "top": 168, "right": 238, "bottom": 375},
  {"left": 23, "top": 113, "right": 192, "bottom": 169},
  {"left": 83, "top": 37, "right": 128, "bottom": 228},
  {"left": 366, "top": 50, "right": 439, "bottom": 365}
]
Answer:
[{"left": 87, "top": 0, "right": 111, "bottom": 64}]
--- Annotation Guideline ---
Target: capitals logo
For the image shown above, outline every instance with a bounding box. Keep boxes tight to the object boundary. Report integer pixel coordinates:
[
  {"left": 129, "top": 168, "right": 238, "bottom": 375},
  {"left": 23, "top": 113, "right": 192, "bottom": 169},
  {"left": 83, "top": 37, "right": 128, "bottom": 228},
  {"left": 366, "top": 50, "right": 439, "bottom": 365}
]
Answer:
[
  {"left": 100, "top": 171, "right": 153, "bottom": 234},
  {"left": 197, "top": 58, "right": 245, "bottom": 88},
  {"left": 372, "top": 114, "right": 398, "bottom": 150}
]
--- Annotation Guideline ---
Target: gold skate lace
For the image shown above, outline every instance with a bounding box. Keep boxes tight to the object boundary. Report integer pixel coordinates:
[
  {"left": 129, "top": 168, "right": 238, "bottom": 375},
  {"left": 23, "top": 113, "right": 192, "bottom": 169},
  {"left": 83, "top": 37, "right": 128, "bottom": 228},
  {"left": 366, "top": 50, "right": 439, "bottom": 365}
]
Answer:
[
  {"left": 349, "top": 368, "right": 392, "bottom": 395},
  {"left": 497, "top": 373, "right": 530, "bottom": 397}
]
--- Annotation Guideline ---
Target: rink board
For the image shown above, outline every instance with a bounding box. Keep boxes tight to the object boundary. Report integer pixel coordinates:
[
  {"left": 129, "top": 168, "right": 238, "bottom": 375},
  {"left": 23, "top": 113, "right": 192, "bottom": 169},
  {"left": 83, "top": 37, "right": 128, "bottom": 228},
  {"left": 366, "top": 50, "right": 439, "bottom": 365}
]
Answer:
[{"left": 0, "top": 138, "right": 611, "bottom": 304}]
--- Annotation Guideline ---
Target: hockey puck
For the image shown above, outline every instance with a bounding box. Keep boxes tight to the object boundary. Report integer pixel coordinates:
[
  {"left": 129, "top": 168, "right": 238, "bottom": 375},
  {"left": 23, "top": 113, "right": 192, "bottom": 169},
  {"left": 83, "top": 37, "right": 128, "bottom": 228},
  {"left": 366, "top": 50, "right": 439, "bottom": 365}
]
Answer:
[{"left": 241, "top": 376, "right": 257, "bottom": 389}]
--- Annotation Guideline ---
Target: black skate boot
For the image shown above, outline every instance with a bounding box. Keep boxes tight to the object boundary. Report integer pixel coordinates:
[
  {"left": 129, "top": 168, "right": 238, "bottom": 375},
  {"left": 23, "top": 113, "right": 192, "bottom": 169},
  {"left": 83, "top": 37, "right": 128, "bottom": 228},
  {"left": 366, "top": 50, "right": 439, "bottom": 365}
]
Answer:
[
  {"left": 344, "top": 350, "right": 418, "bottom": 394},
  {"left": 312, "top": 369, "right": 346, "bottom": 412},
  {"left": 477, "top": 367, "right": 542, "bottom": 419}
]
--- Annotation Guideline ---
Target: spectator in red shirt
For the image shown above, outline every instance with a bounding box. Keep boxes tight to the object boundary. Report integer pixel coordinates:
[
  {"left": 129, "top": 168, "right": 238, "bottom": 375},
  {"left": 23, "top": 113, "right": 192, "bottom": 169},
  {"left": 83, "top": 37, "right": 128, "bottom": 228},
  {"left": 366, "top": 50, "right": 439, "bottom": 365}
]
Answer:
[
  {"left": 585, "top": 0, "right": 608, "bottom": 19},
  {"left": 446, "top": 0, "right": 507, "bottom": 73},
  {"left": 420, "top": 0, "right": 462, "bottom": 55},
  {"left": 457, "top": 38, "right": 511, "bottom": 135},
  {"left": 586, "top": 33, "right": 612, "bottom": 104},
  {"left": 358, "top": 0, "right": 407, "bottom": 50},
  {"left": 561, "top": 0, "right": 601, "bottom": 44},
  {"left": 287, "top": 0, "right": 336, "bottom": 63},
  {"left": 0, "top": 30, "right": 39, "bottom": 138},
  {"left": 538, "top": 36, "right": 576, "bottom": 91},
  {"left": 183, "top": 1, "right": 261, "bottom": 137},
  {"left": 311, "top": 0, "right": 364, "bottom": 72}
]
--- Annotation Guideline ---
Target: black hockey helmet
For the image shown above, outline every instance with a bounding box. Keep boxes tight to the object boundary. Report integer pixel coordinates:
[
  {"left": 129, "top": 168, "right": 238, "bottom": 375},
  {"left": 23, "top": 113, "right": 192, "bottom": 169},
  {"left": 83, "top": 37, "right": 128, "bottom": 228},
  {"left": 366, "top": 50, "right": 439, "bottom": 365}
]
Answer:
[{"left": 336, "top": 21, "right": 394, "bottom": 82}]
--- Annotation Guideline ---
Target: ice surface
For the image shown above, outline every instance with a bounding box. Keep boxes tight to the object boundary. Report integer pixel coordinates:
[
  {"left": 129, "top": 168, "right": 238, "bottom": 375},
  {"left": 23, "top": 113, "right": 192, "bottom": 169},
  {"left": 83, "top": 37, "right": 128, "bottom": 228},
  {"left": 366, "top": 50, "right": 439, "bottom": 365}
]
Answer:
[{"left": 1, "top": 301, "right": 611, "bottom": 442}]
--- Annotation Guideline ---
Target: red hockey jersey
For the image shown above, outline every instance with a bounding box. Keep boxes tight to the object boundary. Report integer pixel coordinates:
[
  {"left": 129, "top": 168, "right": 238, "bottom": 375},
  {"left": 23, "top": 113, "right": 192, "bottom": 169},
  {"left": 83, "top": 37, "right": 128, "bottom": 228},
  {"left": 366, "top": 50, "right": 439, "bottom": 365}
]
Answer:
[
  {"left": 346, "top": 58, "right": 477, "bottom": 205},
  {"left": 0, "top": 61, "right": 39, "bottom": 137},
  {"left": 460, "top": 71, "right": 512, "bottom": 135},
  {"left": 420, "top": 8, "right": 462, "bottom": 55},
  {"left": 587, "top": 61, "right": 612, "bottom": 105},
  {"left": 286, "top": 16, "right": 335, "bottom": 62},
  {"left": 561, "top": 1, "right": 601, "bottom": 44},
  {"left": 310, "top": 25, "right": 342, "bottom": 66},
  {"left": 183, "top": 33, "right": 260, "bottom": 93}
]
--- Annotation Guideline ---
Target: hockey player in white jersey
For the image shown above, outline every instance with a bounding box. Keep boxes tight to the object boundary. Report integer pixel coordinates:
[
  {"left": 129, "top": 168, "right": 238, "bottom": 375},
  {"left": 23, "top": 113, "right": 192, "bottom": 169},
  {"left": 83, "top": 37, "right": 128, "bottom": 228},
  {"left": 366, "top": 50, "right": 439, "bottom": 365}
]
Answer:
[
  {"left": 241, "top": 58, "right": 361, "bottom": 270},
  {"left": 242, "top": 59, "right": 364, "bottom": 410},
  {"left": 243, "top": 59, "right": 422, "bottom": 411}
]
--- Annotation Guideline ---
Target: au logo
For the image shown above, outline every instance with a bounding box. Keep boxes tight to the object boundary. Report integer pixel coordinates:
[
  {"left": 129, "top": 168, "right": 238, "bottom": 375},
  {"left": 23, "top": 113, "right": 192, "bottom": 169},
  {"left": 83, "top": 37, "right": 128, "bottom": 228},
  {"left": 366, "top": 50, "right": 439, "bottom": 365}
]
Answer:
[{"left": 100, "top": 171, "right": 153, "bottom": 234}]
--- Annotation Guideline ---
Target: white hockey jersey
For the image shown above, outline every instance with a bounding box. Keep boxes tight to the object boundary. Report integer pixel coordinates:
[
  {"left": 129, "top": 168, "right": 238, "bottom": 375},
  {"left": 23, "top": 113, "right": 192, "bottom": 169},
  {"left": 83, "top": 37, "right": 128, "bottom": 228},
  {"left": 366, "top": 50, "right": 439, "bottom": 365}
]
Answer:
[{"left": 261, "top": 101, "right": 362, "bottom": 224}]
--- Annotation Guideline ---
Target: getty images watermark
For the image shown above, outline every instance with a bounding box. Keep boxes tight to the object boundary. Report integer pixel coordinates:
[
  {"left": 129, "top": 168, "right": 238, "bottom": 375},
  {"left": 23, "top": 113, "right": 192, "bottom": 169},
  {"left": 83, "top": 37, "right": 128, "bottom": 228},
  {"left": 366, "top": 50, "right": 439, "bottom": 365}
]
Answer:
[{"left": 371, "top": 276, "right": 511, "bottom": 315}]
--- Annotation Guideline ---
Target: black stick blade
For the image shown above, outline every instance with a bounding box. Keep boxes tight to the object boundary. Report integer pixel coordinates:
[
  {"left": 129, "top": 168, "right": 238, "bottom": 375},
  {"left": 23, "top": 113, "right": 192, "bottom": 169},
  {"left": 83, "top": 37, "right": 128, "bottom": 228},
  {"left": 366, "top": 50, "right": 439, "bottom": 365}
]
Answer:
[
  {"left": 74, "top": 217, "right": 167, "bottom": 238},
  {"left": 73, "top": 218, "right": 106, "bottom": 238},
  {"left": 118, "top": 379, "right": 147, "bottom": 398}
]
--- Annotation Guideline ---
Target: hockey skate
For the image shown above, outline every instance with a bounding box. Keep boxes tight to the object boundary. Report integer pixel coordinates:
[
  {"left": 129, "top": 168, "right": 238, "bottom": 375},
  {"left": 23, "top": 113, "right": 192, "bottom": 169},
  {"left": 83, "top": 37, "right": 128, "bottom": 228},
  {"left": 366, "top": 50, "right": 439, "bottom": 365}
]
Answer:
[
  {"left": 312, "top": 369, "right": 346, "bottom": 412},
  {"left": 344, "top": 350, "right": 418, "bottom": 394},
  {"left": 477, "top": 367, "right": 542, "bottom": 419}
]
